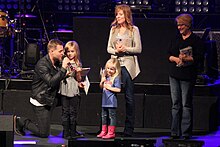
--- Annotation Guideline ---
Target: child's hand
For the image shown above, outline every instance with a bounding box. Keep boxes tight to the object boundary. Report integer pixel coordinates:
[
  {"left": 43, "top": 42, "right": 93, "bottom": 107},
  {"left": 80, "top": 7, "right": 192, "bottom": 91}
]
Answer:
[
  {"left": 78, "top": 82, "right": 85, "bottom": 88},
  {"left": 103, "top": 81, "right": 112, "bottom": 90},
  {"left": 76, "top": 67, "right": 82, "bottom": 72}
]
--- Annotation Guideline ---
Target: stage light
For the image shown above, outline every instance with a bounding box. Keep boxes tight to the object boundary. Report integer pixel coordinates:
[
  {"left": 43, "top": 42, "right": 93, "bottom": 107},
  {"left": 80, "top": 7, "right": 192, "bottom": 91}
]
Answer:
[
  {"left": 13, "top": 3, "right": 18, "bottom": 9},
  {"left": 143, "top": 0, "right": 149, "bottom": 5},
  {"left": 203, "top": 6, "right": 208, "bottom": 12},
  {"left": 175, "top": 0, "right": 181, "bottom": 5},
  {"left": 175, "top": 0, "right": 209, "bottom": 13},
  {"left": 0, "top": 4, "right": 6, "bottom": 9},
  {"left": 64, "top": 0, "right": 70, "bottom": 3},
  {"left": 175, "top": 6, "right": 181, "bottom": 12},
  {"left": 84, "top": 5, "right": 89, "bottom": 10},
  {"left": 182, "top": 6, "right": 188, "bottom": 12},
  {"left": 116, "top": 0, "right": 122, "bottom": 4},
  {"left": 129, "top": 0, "right": 135, "bottom": 5},
  {"left": 71, "top": 5, "right": 76, "bottom": 10},
  {"left": 58, "top": 0, "right": 63, "bottom": 3},
  {"left": 56, "top": 0, "right": 90, "bottom": 12},
  {"left": 189, "top": 0, "right": 195, "bottom": 5},
  {"left": 122, "top": 0, "right": 128, "bottom": 4},
  {"left": 188, "top": 6, "right": 195, "bottom": 12},
  {"left": 78, "top": 0, "right": 83, "bottom": 4},
  {"left": 71, "top": 0, "right": 76, "bottom": 3},
  {"left": 136, "top": 0, "right": 142, "bottom": 5},
  {"left": 26, "top": 3, "right": 31, "bottom": 9},
  {"left": 203, "top": 0, "right": 209, "bottom": 6},
  {"left": 182, "top": 0, "right": 188, "bottom": 5},
  {"left": 7, "top": 4, "right": 12, "bottom": 9},
  {"left": 196, "top": 0, "right": 202, "bottom": 5},
  {"left": 196, "top": 6, "right": 202, "bottom": 12},
  {"left": 58, "top": 5, "right": 63, "bottom": 10},
  {"left": 64, "top": 5, "right": 70, "bottom": 11},
  {"left": 77, "top": 5, "right": 83, "bottom": 11},
  {"left": 84, "top": 0, "right": 89, "bottom": 4}
]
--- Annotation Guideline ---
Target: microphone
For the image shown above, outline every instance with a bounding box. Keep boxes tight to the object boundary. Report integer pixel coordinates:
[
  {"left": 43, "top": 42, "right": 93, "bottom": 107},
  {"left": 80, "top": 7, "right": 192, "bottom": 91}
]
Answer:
[
  {"left": 62, "top": 55, "right": 75, "bottom": 71},
  {"left": 62, "top": 55, "right": 66, "bottom": 60}
]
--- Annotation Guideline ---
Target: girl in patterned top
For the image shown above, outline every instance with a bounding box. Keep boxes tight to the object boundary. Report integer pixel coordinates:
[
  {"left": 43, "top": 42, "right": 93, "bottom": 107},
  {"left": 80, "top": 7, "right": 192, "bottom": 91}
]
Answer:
[{"left": 59, "top": 40, "right": 83, "bottom": 139}]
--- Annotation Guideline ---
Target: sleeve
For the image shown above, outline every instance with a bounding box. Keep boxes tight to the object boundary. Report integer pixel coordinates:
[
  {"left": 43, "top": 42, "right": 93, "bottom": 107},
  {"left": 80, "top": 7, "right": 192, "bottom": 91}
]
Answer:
[
  {"left": 125, "top": 26, "right": 142, "bottom": 54},
  {"left": 113, "top": 76, "right": 121, "bottom": 89},
  {"left": 35, "top": 60, "right": 67, "bottom": 88},
  {"left": 107, "top": 28, "right": 116, "bottom": 55}
]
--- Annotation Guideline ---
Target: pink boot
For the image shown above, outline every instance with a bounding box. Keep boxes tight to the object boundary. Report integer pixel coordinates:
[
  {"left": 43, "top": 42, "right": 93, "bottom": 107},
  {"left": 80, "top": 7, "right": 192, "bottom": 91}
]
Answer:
[
  {"left": 102, "top": 126, "right": 115, "bottom": 139},
  {"left": 97, "top": 125, "right": 107, "bottom": 138}
]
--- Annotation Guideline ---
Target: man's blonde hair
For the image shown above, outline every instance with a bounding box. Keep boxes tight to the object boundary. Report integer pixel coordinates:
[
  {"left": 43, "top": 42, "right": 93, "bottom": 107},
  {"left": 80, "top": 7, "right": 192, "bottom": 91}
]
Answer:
[{"left": 47, "top": 39, "right": 63, "bottom": 52}]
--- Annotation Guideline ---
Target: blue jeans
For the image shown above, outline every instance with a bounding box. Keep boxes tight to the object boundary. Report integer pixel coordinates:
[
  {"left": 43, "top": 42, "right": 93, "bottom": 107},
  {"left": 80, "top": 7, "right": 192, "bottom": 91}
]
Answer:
[
  {"left": 169, "top": 76, "right": 194, "bottom": 137},
  {"left": 121, "top": 67, "right": 135, "bottom": 135},
  {"left": 101, "top": 107, "right": 116, "bottom": 126}
]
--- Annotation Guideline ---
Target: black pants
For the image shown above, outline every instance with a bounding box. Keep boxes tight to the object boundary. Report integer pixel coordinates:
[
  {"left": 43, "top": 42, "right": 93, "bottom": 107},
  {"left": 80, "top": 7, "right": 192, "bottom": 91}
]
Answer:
[
  {"left": 19, "top": 99, "right": 57, "bottom": 138},
  {"left": 61, "top": 95, "right": 79, "bottom": 125}
]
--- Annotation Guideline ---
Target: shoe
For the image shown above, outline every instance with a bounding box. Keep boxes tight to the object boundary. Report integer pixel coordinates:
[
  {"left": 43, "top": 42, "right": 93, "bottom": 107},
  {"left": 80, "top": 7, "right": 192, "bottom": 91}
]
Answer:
[
  {"left": 182, "top": 136, "right": 191, "bottom": 140},
  {"left": 97, "top": 125, "right": 107, "bottom": 138},
  {"left": 170, "top": 135, "right": 180, "bottom": 139},
  {"left": 102, "top": 126, "right": 116, "bottom": 139},
  {"left": 75, "top": 130, "right": 85, "bottom": 137},
  {"left": 14, "top": 116, "right": 25, "bottom": 136}
]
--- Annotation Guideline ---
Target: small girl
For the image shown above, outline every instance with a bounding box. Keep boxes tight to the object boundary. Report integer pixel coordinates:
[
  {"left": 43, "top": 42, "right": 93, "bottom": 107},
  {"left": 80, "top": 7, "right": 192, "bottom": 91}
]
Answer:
[
  {"left": 59, "top": 41, "right": 83, "bottom": 139},
  {"left": 97, "top": 58, "right": 121, "bottom": 139}
]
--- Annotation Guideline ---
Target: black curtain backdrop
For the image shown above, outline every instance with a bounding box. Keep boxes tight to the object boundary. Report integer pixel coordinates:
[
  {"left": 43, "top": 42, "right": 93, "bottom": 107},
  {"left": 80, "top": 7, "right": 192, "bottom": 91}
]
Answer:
[{"left": 72, "top": 17, "right": 177, "bottom": 84}]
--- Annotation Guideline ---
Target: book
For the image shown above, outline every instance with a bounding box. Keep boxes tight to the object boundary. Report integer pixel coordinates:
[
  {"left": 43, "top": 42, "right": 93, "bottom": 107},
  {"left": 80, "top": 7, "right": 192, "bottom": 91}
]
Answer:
[
  {"left": 81, "top": 68, "right": 90, "bottom": 77},
  {"left": 176, "top": 46, "right": 193, "bottom": 67},
  {"left": 180, "top": 46, "right": 192, "bottom": 57}
]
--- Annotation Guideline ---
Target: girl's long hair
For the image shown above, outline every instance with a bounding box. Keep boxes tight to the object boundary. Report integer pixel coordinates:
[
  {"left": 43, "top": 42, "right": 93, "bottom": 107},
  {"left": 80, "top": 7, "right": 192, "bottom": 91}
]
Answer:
[
  {"left": 105, "top": 58, "right": 121, "bottom": 83},
  {"left": 64, "top": 41, "right": 82, "bottom": 67}
]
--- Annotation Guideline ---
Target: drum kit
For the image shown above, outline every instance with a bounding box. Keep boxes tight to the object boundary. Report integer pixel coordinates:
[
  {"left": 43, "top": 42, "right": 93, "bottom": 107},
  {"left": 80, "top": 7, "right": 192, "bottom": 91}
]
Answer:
[{"left": 0, "top": 9, "right": 39, "bottom": 77}]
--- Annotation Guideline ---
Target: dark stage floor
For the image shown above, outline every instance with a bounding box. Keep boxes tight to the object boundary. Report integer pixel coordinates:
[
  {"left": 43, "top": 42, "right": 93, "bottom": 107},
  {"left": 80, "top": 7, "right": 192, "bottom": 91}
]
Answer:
[{"left": 13, "top": 125, "right": 220, "bottom": 147}]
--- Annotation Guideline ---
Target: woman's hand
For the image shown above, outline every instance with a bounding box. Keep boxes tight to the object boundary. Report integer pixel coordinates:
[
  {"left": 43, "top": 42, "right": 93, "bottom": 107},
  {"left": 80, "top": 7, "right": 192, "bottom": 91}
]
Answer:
[{"left": 116, "top": 42, "right": 126, "bottom": 53}]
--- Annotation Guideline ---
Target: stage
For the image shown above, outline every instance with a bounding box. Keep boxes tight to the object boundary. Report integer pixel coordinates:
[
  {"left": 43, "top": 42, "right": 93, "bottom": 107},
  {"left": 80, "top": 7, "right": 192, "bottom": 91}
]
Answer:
[
  {"left": 0, "top": 77, "right": 219, "bottom": 146},
  {"left": 12, "top": 125, "right": 220, "bottom": 147}
]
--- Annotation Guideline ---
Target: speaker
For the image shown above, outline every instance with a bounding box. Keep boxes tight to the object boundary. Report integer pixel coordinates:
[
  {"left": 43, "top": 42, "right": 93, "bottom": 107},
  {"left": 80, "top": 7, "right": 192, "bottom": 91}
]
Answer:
[
  {"left": 22, "top": 43, "right": 40, "bottom": 70},
  {"left": 77, "top": 93, "right": 144, "bottom": 127},
  {"left": 162, "top": 139, "right": 204, "bottom": 147},
  {"left": 0, "top": 114, "right": 14, "bottom": 147},
  {"left": 144, "top": 95, "right": 218, "bottom": 132},
  {"left": 115, "top": 138, "right": 156, "bottom": 147}
]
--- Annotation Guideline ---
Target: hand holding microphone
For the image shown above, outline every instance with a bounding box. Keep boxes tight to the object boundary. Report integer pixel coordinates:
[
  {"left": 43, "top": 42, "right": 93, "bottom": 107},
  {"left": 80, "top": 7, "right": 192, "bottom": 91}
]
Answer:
[{"left": 62, "top": 57, "right": 71, "bottom": 69}]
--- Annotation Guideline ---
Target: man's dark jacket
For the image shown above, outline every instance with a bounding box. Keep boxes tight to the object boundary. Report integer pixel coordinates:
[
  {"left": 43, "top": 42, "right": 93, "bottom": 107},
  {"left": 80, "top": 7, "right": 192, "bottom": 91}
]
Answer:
[{"left": 31, "top": 54, "right": 66, "bottom": 106}]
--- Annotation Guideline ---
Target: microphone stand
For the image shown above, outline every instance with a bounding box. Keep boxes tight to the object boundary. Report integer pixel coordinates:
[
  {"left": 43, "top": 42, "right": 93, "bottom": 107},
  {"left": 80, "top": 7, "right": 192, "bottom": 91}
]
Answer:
[{"left": 34, "top": 0, "right": 50, "bottom": 42}]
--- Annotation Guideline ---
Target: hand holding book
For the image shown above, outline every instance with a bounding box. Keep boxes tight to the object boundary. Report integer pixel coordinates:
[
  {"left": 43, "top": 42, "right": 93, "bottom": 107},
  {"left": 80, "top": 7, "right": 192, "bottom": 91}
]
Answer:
[{"left": 176, "top": 46, "right": 193, "bottom": 67}]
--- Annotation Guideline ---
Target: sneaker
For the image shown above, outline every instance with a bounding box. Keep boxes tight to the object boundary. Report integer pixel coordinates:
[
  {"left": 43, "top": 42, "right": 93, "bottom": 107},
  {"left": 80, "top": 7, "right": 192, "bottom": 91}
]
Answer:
[
  {"left": 182, "top": 136, "right": 191, "bottom": 140},
  {"left": 14, "top": 116, "right": 25, "bottom": 136},
  {"left": 170, "top": 135, "right": 180, "bottom": 139},
  {"left": 75, "top": 130, "right": 85, "bottom": 137}
]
